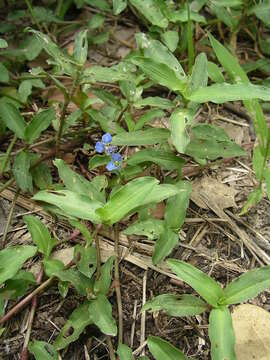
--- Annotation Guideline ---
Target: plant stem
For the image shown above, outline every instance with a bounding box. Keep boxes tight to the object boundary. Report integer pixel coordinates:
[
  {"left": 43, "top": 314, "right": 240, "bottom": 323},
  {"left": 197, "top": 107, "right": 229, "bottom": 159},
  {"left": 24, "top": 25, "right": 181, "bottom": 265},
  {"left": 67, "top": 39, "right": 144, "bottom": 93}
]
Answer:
[
  {"left": 259, "top": 133, "right": 270, "bottom": 188},
  {"left": 55, "top": 68, "right": 81, "bottom": 154},
  {"left": 94, "top": 224, "right": 102, "bottom": 279},
  {"left": 0, "top": 277, "right": 54, "bottom": 325},
  {"left": 0, "top": 135, "right": 17, "bottom": 175},
  {"left": 20, "top": 266, "right": 44, "bottom": 360},
  {"left": 106, "top": 336, "right": 116, "bottom": 360},
  {"left": 187, "top": 2, "right": 194, "bottom": 74},
  {"left": 1, "top": 189, "right": 20, "bottom": 249},
  {"left": 114, "top": 223, "right": 123, "bottom": 346},
  {"left": 24, "top": 0, "right": 43, "bottom": 32}
]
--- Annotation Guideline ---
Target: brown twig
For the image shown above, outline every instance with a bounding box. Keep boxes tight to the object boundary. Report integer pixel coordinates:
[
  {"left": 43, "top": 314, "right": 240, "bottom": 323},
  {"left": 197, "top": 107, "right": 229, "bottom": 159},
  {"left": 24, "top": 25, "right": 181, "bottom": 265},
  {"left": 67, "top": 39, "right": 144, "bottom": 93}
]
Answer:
[
  {"left": 106, "top": 336, "right": 116, "bottom": 360},
  {"left": 114, "top": 223, "right": 123, "bottom": 346},
  {"left": 20, "top": 266, "right": 44, "bottom": 360}
]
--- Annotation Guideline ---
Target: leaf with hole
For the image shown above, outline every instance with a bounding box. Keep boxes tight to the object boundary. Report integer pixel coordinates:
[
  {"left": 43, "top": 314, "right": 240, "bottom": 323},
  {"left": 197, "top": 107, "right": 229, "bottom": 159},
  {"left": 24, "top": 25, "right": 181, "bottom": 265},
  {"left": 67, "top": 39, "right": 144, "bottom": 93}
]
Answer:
[{"left": 74, "top": 245, "right": 96, "bottom": 279}]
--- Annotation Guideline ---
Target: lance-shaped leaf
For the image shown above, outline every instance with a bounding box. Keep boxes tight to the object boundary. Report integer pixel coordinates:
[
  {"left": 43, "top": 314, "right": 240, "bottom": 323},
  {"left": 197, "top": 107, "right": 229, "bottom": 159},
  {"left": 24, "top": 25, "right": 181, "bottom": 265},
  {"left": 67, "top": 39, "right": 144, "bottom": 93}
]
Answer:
[
  {"left": 13, "top": 151, "right": 33, "bottom": 193},
  {"left": 54, "top": 302, "right": 93, "bottom": 350},
  {"left": 165, "top": 181, "right": 191, "bottom": 230},
  {"left": 123, "top": 219, "right": 164, "bottom": 240},
  {"left": 190, "top": 52, "right": 208, "bottom": 92},
  {"left": 189, "top": 83, "right": 270, "bottom": 104},
  {"left": 143, "top": 294, "right": 207, "bottom": 317},
  {"left": 54, "top": 159, "right": 105, "bottom": 203},
  {"left": 24, "top": 215, "right": 56, "bottom": 258},
  {"left": 220, "top": 265, "right": 270, "bottom": 305},
  {"left": 152, "top": 227, "right": 178, "bottom": 265},
  {"left": 170, "top": 109, "right": 194, "bottom": 153},
  {"left": 209, "top": 307, "right": 236, "bottom": 360},
  {"left": 167, "top": 259, "right": 224, "bottom": 307},
  {"left": 112, "top": 128, "right": 170, "bottom": 146},
  {"left": 147, "top": 336, "right": 188, "bottom": 360},
  {"left": 0, "top": 245, "right": 37, "bottom": 284},
  {"left": 94, "top": 256, "right": 115, "bottom": 295},
  {"left": 74, "top": 245, "right": 96, "bottom": 279},
  {"left": 73, "top": 30, "right": 88, "bottom": 65},
  {"left": 24, "top": 107, "right": 55, "bottom": 144},
  {"left": 0, "top": 102, "right": 26, "bottom": 139},
  {"left": 32, "top": 190, "right": 103, "bottom": 223},
  {"left": 127, "top": 149, "right": 184, "bottom": 171},
  {"left": 89, "top": 294, "right": 117, "bottom": 336},
  {"left": 96, "top": 177, "right": 158, "bottom": 225}
]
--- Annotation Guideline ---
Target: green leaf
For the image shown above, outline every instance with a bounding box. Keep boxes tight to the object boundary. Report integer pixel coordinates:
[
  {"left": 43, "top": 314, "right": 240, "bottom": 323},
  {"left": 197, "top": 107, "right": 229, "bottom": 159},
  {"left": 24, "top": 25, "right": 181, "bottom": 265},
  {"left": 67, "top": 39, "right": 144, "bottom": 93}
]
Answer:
[
  {"left": 264, "top": 167, "right": 270, "bottom": 200},
  {"left": 0, "top": 102, "right": 26, "bottom": 139},
  {"left": 190, "top": 53, "right": 208, "bottom": 92},
  {"left": 220, "top": 265, "right": 270, "bottom": 305},
  {"left": 0, "top": 38, "right": 8, "bottom": 48},
  {"left": 167, "top": 259, "right": 224, "bottom": 307},
  {"left": 123, "top": 219, "right": 165, "bottom": 240},
  {"left": 54, "top": 302, "right": 93, "bottom": 350},
  {"left": 94, "top": 256, "right": 115, "bottom": 295},
  {"left": 73, "top": 30, "right": 88, "bottom": 65},
  {"left": 248, "top": 1, "right": 270, "bottom": 26},
  {"left": 18, "top": 79, "right": 45, "bottom": 103},
  {"left": 0, "top": 245, "right": 37, "bottom": 284},
  {"left": 253, "top": 145, "right": 264, "bottom": 180},
  {"left": 112, "top": 128, "right": 170, "bottom": 146},
  {"left": 135, "top": 109, "right": 165, "bottom": 131},
  {"left": 74, "top": 245, "right": 97, "bottom": 278},
  {"left": 24, "top": 215, "right": 56, "bottom": 258},
  {"left": 29, "top": 341, "right": 58, "bottom": 360},
  {"left": 207, "top": 61, "right": 224, "bottom": 83},
  {"left": 113, "top": 0, "right": 127, "bottom": 14},
  {"left": 132, "top": 57, "right": 186, "bottom": 93},
  {"left": 239, "top": 188, "right": 263, "bottom": 215},
  {"left": 32, "top": 190, "right": 103, "bottom": 223},
  {"left": 134, "top": 96, "right": 175, "bottom": 109},
  {"left": 129, "top": 0, "right": 168, "bottom": 28},
  {"left": 161, "top": 30, "right": 179, "bottom": 52},
  {"left": 141, "top": 183, "right": 183, "bottom": 206},
  {"left": 189, "top": 83, "right": 270, "bottom": 103},
  {"left": 54, "top": 159, "right": 105, "bottom": 203},
  {"left": 170, "top": 109, "right": 194, "bottom": 153},
  {"left": 147, "top": 336, "right": 187, "bottom": 360},
  {"left": 136, "top": 33, "right": 186, "bottom": 80},
  {"left": 97, "top": 177, "right": 158, "bottom": 225},
  {"left": 89, "top": 294, "right": 117, "bottom": 336},
  {"left": 50, "top": 268, "right": 93, "bottom": 295},
  {"left": 44, "top": 259, "right": 64, "bottom": 278},
  {"left": 117, "top": 344, "right": 135, "bottom": 360},
  {"left": 31, "top": 162, "right": 52, "bottom": 190},
  {"left": 24, "top": 108, "right": 55, "bottom": 144},
  {"left": 88, "top": 14, "right": 105, "bottom": 29},
  {"left": 169, "top": 8, "right": 206, "bottom": 23},
  {"left": 127, "top": 149, "right": 184, "bottom": 171},
  {"left": 152, "top": 227, "right": 178, "bottom": 265},
  {"left": 13, "top": 151, "right": 33, "bottom": 193},
  {"left": 89, "top": 154, "right": 111, "bottom": 170},
  {"left": 143, "top": 294, "right": 207, "bottom": 317},
  {"left": 0, "top": 63, "right": 9, "bottom": 83},
  {"left": 209, "top": 307, "right": 236, "bottom": 360},
  {"left": 82, "top": 62, "right": 135, "bottom": 83},
  {"left": 20, "top": 35, "right": 43, "bottom": 61},
  {"left": 0, "top": 271, "right": 36, "bottom": 299},
  {"left": 165, "top": 181, "right": 191, "bottom": 230}
]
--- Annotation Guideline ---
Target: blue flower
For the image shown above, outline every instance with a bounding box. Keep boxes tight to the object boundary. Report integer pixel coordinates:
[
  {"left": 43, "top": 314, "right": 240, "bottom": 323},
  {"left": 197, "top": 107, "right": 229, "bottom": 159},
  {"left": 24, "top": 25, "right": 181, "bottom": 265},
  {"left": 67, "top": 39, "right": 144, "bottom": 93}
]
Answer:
[
  {"left": 102, "top": 133, "right": 112, "bottom": 143},
  {"left": 95, "top": 141, "right": 104, "bottom": 153},
  {"left": 112, "top": 153, "right": 122, "bottom": 162},
  {"left": 106, "top": 161, "right": 119, "bottom": 171}
]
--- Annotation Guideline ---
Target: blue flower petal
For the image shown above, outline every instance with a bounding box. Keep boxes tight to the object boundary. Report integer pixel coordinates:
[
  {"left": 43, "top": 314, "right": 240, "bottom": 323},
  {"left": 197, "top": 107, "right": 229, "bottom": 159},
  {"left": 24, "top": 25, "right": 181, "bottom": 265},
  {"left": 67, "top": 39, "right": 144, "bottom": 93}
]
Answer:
[
  {"left": 102, "top": 133, "right": 112, "bottom": 144},
  {"left": 95, "top": 141, "right": 104, "bottom": 153},
  {"left": 112, "top": 153, "right": 122, "bottom": 162},
  {"left": 106, "top": 161, "right": 118, "bottom": 171}
]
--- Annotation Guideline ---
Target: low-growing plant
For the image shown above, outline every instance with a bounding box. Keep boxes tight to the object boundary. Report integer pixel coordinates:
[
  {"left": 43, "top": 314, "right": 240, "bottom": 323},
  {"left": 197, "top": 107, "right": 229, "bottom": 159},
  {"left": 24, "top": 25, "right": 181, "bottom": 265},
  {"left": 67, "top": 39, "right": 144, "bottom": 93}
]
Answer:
[{"left": 143, "top": 259, "right": 270, "bottom": 360}]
